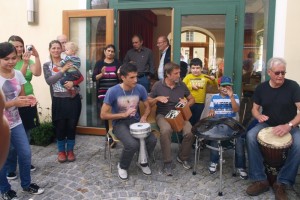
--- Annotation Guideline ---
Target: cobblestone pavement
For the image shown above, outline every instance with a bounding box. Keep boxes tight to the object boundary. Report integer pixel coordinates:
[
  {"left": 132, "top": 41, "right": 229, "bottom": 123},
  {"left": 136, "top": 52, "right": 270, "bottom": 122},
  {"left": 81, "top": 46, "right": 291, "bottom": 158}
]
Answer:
[{"left": 8, "top": 134, "right": 300, "bottom": 200}]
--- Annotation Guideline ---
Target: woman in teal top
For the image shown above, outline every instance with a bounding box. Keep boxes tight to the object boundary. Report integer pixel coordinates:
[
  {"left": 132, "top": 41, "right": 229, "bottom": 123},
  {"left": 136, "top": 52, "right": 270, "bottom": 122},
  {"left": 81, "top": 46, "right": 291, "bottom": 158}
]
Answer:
[{"left": 6, "top": 35, "right": 41, "bottom": 180}]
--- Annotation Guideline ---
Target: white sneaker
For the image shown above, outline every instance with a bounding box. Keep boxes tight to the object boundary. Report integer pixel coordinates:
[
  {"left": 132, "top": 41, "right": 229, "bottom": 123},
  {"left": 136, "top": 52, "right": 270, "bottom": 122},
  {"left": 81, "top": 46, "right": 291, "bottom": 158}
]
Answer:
[
  {"left": 236, "top": 168, "right": 248, "bottom": 179},
  {"left": 208, "top": 162, "right": 218, "bottom": 174},
  {"left": 117, "top": 163, "right": 128, "bottom": 180},
  {"left": 137, "top": 162, "right": 152, "bottom": 175}
]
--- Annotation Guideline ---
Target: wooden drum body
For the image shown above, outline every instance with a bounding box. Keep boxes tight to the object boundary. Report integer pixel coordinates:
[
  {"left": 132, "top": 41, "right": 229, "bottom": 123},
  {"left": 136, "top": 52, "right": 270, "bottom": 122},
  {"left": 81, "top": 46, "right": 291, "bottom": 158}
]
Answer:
[{"left": 257, "top": 127, "right": 292, "bottom": 185}]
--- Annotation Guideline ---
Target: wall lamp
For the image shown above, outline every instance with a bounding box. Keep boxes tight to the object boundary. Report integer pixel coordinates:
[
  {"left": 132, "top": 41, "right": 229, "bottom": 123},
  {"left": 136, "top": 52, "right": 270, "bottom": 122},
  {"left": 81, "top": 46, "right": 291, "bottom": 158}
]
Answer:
[{"left": 27, "top": 0, "right": 37, "bottom": 24}]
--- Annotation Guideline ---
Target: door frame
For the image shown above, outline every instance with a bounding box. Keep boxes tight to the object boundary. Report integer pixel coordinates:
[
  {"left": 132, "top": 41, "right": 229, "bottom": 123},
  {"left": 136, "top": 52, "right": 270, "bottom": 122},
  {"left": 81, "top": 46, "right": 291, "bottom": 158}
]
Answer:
[
  {"left": 63, "top": 9, "right": 114, "bottom": 135},
  {"left": 110, "top": 0, "right": 244, "bottom": 93}
]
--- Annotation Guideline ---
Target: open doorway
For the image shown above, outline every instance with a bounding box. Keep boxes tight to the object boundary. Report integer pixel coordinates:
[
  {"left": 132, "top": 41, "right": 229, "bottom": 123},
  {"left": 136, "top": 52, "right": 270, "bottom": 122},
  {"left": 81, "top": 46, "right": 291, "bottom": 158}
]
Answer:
[{"left": 118, "top": 9, "right": 172, "bottom": 75}]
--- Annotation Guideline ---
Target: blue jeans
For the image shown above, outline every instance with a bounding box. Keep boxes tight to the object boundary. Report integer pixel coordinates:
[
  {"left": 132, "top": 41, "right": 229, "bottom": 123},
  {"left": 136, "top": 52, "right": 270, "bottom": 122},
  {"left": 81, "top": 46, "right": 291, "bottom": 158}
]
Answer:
[
  {"left": 113, "top": 118, "right": 157, "bottom": 170},
  {"left": 210, "top": 136, "right": 246, "bottom": 168},
  {"left": 189, "top": 103, "right": 205, "bottom": 126},
  {"left": 246, "top": 122, "right": 300, "bottom": 185},
  {"left": 0, "top": 124, "right": 31, "bottom": 193},
  {"left": 137, "top": 76, "right": 150, "bottom": 93},
  {"left": 6, "top": 130, "right": 31, "bottom": 173}
]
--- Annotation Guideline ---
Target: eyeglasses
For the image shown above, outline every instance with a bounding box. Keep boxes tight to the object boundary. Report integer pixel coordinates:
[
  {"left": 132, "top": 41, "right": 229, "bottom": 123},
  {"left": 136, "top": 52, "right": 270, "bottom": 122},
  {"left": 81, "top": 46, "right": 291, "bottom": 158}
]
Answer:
[
  {"left": 157, "top": 41, "right": 165, "bottom": 45},
  {"left": 271, "top": 70, "right": 286, "bottom": 76}
]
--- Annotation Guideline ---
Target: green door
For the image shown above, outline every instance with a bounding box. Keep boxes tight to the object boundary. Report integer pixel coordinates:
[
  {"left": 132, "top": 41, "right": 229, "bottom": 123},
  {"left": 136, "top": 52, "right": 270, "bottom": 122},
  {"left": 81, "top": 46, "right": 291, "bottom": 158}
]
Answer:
[{"left": 173, "top": 4, "right": 240, "bottom": 91}]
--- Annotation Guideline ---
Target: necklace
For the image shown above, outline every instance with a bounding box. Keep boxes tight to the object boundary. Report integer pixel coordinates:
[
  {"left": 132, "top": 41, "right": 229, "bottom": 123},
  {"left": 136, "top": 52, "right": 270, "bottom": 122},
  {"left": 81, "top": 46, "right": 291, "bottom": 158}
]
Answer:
[{"left": 122, "top": 84, "right": 134, "bottom": 103}]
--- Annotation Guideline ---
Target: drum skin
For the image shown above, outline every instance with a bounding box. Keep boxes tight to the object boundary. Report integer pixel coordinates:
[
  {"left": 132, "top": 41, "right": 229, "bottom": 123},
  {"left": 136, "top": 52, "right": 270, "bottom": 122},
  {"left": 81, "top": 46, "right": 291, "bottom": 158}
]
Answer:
[
  {"left": 130, "top": 123, "right": 151, "bottom": 139},
  {"left": 257, "top": 127, "right": 293, "bottom": 185}
]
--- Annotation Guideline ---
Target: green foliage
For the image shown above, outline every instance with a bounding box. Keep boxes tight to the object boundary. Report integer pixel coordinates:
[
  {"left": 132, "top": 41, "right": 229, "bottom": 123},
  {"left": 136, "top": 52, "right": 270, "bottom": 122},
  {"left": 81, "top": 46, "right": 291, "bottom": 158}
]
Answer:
[
  {"left": 30, "top": 104, "right": 55, "bottom": 146},
  {"left": 30, "top": 122, "right": 55, "bottom": 146}
]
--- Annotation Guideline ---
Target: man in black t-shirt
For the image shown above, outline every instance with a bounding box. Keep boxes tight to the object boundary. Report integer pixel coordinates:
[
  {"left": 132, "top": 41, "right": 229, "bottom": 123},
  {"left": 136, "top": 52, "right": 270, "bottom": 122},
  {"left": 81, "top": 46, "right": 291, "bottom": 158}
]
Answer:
[{"left": 245, "top": 57, "right": 300, "bottom": 200}]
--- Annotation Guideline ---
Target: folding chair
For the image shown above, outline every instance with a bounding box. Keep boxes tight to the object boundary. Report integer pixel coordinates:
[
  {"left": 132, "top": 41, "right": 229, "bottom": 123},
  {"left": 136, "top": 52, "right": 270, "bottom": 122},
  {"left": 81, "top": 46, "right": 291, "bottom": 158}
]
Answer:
[{"left": 104, "top": 120, "right": 120, "bottom": 173}]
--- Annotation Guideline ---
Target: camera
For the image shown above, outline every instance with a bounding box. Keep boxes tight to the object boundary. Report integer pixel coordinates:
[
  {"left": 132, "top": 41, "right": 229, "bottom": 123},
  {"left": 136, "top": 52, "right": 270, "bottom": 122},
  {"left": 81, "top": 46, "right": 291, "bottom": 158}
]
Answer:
[{"left": 26, "top": 45, "right": 33, "bottom": 52}]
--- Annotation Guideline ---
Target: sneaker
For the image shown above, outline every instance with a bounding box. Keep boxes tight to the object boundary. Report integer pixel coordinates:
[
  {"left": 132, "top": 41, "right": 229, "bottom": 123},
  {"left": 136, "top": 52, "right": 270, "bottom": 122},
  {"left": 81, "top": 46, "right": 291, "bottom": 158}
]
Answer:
[
  {"left": 57, "top": 151, "right": 67, "bottom": 163},
  {"left": 67, "top": 151, "right": 76, "bottom": 162},
  {"left": 30, "top": 165, "right": 36, "bottom": 172},
  {"left": 176, "top": 156, "right": 192, "bottom": 170},
  {"left": 208, "top": 162, "right": 218, "bottom": 174},
  {"left": 136, "top": 162, "right": 151, "bottom": 175},
  {"left": 107, "top": 137, "right": 116, "bottom": 148},
  {"left": 1, "top": 190, "right": 18, "bottom": 200},
  {"left": 273, "top": 182, "right": 288, "bottom": 200},
  {"left": 23, "top": 183, "right": 44, "bottom": 195},
  {"left": 236, "top": 168, "right": 248, "bottom": 179},
  {"left": 246, "top": 180, "right": 269, "bottom": 196},
  {"left": 162, "top": 162, "right": 173, "bottom": 176},
  {"left": 6, "top": 172, "right": 17, "bottom": 180},
  {"left": 117, "top": 163, "right": 128, "bottom": 180}
]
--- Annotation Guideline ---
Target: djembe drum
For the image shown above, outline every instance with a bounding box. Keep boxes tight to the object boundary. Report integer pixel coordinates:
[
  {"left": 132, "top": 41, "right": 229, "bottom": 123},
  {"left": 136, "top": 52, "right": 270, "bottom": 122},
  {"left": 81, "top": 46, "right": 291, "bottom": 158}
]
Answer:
[
  {"left": 257, "top": 127, "right": 293, "bottom": 185},
  {"left": 129, "top": 122, "right": 151, "bottom": 164}
]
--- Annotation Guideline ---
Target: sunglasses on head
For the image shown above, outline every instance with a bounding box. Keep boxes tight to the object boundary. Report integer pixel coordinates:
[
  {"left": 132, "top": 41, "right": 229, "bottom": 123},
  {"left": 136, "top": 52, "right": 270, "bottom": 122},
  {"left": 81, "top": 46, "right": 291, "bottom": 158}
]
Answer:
[{"left": 271, "top": 70, "right": 286, "bottom": 76}]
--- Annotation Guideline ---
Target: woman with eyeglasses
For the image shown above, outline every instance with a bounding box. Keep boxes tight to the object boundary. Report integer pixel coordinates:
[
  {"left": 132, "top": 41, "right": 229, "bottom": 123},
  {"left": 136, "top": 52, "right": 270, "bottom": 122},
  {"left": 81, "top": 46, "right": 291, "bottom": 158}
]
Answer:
[{"left": 43, "top": 40, "right": 83, "bottom": 163}]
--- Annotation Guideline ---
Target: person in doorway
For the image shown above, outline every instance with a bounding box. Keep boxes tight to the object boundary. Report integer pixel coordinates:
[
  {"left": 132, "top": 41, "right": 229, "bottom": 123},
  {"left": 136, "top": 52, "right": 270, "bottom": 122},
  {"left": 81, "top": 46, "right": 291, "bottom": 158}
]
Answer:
[
  {"left": 183, "top": 58, "right": 216, "bottom": 126},
  {"left": 148, "top": 62, "right": 195, "bottom": 176},
  {"left": 57, "top": 34, "right": 68, "bottom": 59},
  {"left": 156, "top": 35, "right": 171, "bottom": 80},
  {"left": 0, "top": 42, "right": 44, "bottom": 200},
  {"left": 123, "top": 34, "right": 154, "bottom": 92},
  {"left": 245, "top": 57, "right": 300, "bottom": 200},
  {"left": 100, "top": 63, "right": 157, "bottom": 180},
  {"left": 208, "top": 76, "right": 248, "bottom": 179},
  {"left": 92, "top": 44, "right": 121, "bottom": 148},
  {"left": 43, "top": 40, "right": 83, "bottom": 163},
  {"left": 6, "top": 35, "right": 42, "bottom": 180}
]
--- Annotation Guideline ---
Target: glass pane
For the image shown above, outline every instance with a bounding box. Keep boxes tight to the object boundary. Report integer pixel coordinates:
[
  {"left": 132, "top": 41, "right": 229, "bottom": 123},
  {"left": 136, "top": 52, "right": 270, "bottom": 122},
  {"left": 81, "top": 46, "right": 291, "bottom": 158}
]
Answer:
[
  {"left": 69, "top": 16, "right": 107, "bottom": 128},
  {"left": 181, "top": 15, "right": 225, "bottom": 79},
  {"left": 243, "top": 0, "right": 270, "bottom": 88}
]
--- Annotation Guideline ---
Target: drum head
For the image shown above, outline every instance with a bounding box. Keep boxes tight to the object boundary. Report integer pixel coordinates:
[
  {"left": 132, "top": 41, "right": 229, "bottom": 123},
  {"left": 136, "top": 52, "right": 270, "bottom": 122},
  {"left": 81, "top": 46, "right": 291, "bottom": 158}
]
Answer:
[
  {"left": 130, "top": 123, "right": 151, "bottom": 134},
  {"left": 257, "top": 127, "right": 292, "bottom": 148},
  {"left": 192, "top": 117, "right": 245, "bottom": 140}
]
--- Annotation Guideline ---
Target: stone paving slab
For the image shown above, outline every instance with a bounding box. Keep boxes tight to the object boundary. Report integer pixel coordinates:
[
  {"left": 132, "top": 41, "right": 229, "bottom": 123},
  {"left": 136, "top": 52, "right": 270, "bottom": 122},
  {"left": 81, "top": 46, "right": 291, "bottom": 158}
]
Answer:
[{"left": 7, "top": 134, "right": 300, "bottom": 200}]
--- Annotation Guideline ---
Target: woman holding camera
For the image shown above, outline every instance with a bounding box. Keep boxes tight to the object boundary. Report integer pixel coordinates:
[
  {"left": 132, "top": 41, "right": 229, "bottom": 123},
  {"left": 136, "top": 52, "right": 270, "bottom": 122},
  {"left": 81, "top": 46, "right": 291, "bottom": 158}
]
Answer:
[{"left": 5, "top": 35, "right": 41, "bottom": 180}]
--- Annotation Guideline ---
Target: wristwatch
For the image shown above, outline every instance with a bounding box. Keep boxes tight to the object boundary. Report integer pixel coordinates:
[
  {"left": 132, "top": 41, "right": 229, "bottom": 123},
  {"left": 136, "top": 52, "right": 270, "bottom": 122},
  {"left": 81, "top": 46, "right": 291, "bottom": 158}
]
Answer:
[{"left": 288, "top": 122, "right": 293, "bottom": 128}]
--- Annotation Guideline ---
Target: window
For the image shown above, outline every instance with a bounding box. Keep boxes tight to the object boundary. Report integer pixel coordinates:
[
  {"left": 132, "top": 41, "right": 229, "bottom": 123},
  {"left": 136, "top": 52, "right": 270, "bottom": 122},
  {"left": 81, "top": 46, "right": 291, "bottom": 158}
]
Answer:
[{"left": 186, "top": 32, "right": 194, "bottom": 41}]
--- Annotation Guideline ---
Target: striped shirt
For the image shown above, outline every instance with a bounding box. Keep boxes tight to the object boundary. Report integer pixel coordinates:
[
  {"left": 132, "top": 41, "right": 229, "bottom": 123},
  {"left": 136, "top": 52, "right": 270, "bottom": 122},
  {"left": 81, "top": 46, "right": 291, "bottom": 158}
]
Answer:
[{"left": 209, "top": 93, "right": 240, "bottom": 119}]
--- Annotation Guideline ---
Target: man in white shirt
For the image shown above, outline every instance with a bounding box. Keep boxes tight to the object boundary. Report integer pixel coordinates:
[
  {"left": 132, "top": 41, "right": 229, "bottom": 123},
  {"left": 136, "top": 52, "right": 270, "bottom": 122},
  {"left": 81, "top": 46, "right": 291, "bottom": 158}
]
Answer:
[{"left": 157, "top": 36, "right": 171, "bottom": 80}]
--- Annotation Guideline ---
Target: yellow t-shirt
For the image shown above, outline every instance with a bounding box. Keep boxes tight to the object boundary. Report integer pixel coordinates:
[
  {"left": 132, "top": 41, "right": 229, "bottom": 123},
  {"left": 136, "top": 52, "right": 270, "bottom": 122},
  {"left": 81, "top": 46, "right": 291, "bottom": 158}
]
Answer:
[{"left": 183, "top": 73, "right": 217, "bottom": 103}]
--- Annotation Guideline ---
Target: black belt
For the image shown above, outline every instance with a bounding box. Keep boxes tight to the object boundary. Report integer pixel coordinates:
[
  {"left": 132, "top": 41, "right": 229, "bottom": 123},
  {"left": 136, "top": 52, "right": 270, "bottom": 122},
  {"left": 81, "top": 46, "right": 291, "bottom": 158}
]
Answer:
[{"left": 137, "top": 73, "right": 149, "bottom": 78}]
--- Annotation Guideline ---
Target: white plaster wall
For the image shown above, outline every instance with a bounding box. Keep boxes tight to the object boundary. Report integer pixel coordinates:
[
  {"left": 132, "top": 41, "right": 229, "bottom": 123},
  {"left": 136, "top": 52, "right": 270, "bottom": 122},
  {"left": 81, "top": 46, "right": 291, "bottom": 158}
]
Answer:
[
  {"left": 283, "top": 0, "right": 300, "bottom": 84},
  {"left": 0, "top": 0, "right": 84, "bottom": 120}
]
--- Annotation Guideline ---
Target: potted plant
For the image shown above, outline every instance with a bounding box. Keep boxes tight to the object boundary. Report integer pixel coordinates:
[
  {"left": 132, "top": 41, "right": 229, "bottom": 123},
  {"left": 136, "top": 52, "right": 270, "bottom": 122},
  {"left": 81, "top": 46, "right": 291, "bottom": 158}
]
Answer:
[{"left": 30, "top": 105, "right": 55, "bottom": 146}]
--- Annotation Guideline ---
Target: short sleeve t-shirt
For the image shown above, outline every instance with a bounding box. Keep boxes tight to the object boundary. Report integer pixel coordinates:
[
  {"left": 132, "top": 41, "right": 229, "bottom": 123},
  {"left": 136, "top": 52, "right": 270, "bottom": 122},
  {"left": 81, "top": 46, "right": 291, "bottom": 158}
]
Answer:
[
  {"left": 0, "top": 70, "right": 26, "bottom": 128},
  {"left": 14, "top": 59, "right": 34, "bottom": 95},
  {"left": 104, "top": 84, "right": 147, "bottom": 125},
  {"left": 209, "top": 93, "right": 240, "bottom": 119},
  {"left": 149, "top": 80, "right": 191, "bottom": 116}
]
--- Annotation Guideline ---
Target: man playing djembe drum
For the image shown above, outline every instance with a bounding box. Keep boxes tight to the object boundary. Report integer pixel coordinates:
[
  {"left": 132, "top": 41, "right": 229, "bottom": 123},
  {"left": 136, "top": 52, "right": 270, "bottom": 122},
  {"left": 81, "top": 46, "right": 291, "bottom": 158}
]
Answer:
[
  {"left": 246, "top": 57, "right": 300, "bottom": 200},
  {"left": 148, "top": 62, "right": 195, "bottom": 176},
  {"left": 100, "top": 63, "right": 157, "bottom": 180}
]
